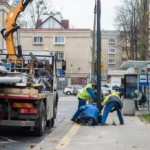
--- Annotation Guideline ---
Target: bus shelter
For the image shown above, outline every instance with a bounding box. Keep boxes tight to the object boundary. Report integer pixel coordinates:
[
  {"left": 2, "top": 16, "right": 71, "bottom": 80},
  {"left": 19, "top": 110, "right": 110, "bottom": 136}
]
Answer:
[{"left": 121, "top": 60, "right": 150, "bottom": 111}]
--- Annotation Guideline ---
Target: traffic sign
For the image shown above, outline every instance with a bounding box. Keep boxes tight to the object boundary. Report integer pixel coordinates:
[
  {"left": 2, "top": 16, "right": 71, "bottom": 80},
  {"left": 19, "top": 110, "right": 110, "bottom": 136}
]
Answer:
[
  {"left": 101, "top": 54, "right": 105, "bottom": 61},
  {"left": 58, "top": 69, "right": 65, "bottom": 78},
  {"left": 138, "top": 74, "right": 149, "bottom": 86}
]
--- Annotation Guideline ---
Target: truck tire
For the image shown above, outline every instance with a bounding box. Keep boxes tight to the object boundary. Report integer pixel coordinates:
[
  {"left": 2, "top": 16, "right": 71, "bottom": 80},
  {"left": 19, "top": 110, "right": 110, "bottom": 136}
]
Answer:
[{"left": 35, "top": 102, "right": 46, "bottom": 136}]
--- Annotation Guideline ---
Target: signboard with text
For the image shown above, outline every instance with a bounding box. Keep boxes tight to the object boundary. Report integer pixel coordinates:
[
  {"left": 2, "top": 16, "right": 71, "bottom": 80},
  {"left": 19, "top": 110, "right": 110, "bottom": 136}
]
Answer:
[{"left": 138, "top": 74, "right": 149, "bottom": 86}]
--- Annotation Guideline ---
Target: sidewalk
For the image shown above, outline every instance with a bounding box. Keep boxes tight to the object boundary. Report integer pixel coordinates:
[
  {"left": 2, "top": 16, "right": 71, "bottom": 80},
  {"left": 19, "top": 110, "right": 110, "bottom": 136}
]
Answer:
[{"left": 33, "top": 111, "right": 150, "bottom": 150}]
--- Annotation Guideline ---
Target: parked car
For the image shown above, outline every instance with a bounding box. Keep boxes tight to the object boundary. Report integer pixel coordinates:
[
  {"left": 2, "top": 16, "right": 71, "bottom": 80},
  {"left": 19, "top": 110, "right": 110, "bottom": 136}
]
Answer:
[
  {"left": 102, "top": 83, "right": 112, "bottom": 89},
  {"left": 63, "top": 84, "right": 84, "bottom": 95},
  {"left": 102, "top": 84, "right": 112, "bottom": 91},
  {"left": 101, "top": 86, "right": 110, "bottom": 98}
]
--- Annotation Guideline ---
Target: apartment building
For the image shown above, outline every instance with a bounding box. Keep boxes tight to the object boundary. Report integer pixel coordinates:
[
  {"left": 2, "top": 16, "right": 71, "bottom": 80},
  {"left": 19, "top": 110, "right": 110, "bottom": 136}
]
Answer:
[
  {"left": 19, "top": 28, "right": 92, "bottom": 87},
  {"left": 101, "top": 30, "right": 124, "bottom": 86}
]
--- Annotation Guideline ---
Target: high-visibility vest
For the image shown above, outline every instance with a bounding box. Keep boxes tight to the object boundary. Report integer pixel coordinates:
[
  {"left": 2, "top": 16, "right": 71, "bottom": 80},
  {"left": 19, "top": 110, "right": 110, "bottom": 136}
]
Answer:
[
  {"left": 102, "top": 93, "right": 122, "bottom": 108},
  {"left": 77, "top": 84, "right": 92, "bottom": 100}
]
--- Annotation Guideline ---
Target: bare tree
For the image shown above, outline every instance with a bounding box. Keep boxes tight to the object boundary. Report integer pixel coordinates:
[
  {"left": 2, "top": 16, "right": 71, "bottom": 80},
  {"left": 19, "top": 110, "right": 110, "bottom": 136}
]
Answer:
[
  {"left": 114, "top": 0, "right": 149, "bottom": 60},
  {"left": 7, "top": 0, "right": 53, "bottom": 28},
  {"left": 136, "top": 0, "right": 149, "bottom": 60},
  {"left": 29, "top": 0, "right": 52, "bottom": 27}
]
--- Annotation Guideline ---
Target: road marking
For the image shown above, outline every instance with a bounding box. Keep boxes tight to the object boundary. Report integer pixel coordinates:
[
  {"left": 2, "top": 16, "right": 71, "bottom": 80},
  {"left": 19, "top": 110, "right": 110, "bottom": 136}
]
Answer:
[
  {"left": 55, "top": 124, "right": 80, "bottom": 149},
  {"left": 0, "top": 136, "right": 17, "bottom": 144}
]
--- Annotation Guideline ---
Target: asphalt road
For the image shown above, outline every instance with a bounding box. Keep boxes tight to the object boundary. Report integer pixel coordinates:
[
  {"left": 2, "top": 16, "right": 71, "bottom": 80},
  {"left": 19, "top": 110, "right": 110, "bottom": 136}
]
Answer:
[{"left": 0, "top": 92, "right": 77, "bottom": 150}]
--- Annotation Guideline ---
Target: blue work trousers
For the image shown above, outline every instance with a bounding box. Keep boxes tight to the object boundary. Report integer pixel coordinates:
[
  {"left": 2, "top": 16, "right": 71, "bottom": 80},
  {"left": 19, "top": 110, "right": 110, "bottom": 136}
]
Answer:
[
  {"left": 101, "top": 101, "right": 124, "bottom": 124},
  {"left": 73, "top": 98, "right": 86, "bottom": 119}
]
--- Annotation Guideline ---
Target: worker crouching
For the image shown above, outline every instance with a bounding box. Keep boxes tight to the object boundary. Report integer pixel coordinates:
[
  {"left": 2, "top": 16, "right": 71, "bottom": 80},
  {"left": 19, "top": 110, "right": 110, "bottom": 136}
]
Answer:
[{"left": 100, "top": 91, "right": 124, "bottom": 126}]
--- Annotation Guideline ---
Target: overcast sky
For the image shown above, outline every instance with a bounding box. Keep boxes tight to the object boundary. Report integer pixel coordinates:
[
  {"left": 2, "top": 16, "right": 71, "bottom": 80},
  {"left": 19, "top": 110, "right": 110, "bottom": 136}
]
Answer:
[{"left": 52, "top": 0, "right": 122, "bottom": 30}]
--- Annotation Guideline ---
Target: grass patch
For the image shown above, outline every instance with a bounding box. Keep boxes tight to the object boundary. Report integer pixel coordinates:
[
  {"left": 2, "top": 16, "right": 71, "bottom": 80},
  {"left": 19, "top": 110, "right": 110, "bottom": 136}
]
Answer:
[{"left": 139, "top": 114, "right": 150, "bottom": 123}]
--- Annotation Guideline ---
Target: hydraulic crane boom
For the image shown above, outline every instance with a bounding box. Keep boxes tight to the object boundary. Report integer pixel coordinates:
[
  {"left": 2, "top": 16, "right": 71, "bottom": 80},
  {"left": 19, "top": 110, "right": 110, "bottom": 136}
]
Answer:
[{"left": 1, "top": 0, "right": 33, "bottom": 59}]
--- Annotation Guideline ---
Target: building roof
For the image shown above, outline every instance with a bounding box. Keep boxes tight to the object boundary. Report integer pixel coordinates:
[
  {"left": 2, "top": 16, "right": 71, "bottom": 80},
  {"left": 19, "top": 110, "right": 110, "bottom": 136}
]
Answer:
[
  {"left": 36, "top": 15, "right": 66, "bottom": 29},
  {"left": 121, "top": 60, "right": 150, "bottom": 69}
]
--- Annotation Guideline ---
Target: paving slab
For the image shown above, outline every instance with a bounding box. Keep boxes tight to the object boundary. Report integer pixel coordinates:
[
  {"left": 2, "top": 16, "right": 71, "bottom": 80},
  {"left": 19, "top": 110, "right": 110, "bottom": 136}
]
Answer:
[{"left": 33, "top": 112, "right": 150, "bottom": 150}]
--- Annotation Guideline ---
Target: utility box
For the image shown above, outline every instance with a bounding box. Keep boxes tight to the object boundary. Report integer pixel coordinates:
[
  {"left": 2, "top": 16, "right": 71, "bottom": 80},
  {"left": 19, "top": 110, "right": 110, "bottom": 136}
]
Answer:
[{"left": 123, "top": 98, "right": 135, "bottom": 116}]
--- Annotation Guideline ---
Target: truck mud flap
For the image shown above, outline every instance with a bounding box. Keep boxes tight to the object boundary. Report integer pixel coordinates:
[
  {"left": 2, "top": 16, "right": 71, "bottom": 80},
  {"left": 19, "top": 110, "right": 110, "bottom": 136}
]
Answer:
[
  {"left": 0, "top": 105, "right": 4, "bottom": 122},
  {"left": 0, "top": 120, "right": 35, "bottom": 127}
]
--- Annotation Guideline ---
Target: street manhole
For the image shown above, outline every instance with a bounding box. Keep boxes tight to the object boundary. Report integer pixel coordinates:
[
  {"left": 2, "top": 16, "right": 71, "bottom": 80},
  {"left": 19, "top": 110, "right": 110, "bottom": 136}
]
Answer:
[{"left": 0, "top": 136, "right": 16, "bottom": 144}]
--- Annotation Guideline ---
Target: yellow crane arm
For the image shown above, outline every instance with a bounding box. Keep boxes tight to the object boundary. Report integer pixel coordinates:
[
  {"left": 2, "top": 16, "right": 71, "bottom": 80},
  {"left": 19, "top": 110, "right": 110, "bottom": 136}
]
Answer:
[{"left": 1, "top": 0, "right": 33, "bottom": 59}]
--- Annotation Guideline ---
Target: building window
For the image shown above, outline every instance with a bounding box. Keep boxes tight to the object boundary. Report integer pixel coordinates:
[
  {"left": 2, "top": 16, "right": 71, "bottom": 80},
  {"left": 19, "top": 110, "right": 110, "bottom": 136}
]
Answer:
[
  {"left": 55, "top": 51, "right": 64, "bottom": 60},
  {"left": 54, "top": 36, "right": 65, "bottom": 45},
  {"left": 33, "top": 36, "right": 43, "bottom": 44},
  {"left": 108, "top": 48, "right": 116, "bottom": 54},
  {"left": 108, "top": 38, "right": 115, "bottom": 45},
  {"left": 108, "top": 59, "right": 115, "bottom": 64}
]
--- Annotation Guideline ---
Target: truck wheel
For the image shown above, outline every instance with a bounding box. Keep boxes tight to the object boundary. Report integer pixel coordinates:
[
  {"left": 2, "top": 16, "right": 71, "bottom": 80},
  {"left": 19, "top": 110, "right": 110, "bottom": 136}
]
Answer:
[{"left": 35, "top": 102, "right": 46, "bottom": 136}]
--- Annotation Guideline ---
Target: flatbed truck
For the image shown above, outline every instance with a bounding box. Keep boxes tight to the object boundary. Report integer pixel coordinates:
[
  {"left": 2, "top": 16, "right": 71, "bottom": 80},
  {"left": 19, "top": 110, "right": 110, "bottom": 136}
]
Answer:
[{"left": 0, "top": 55, "right": 59, "bottom": 136}]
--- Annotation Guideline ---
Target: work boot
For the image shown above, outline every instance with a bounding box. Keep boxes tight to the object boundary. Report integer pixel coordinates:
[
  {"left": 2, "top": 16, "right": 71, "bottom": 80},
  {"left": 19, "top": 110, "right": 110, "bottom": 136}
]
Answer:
[
  {"left": 71, "top": 117, "right": 76, "bottom": 122},
  {"left": 76, "top": 118, "right": 81, "bottom": 124},
  {"left": 120, "top": 122, "right": 124, "bottom": 125}
]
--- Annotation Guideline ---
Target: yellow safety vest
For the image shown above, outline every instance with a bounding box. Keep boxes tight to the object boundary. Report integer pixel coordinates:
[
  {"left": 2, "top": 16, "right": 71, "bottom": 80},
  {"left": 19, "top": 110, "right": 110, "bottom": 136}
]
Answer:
[{"left": 77, "top": 84, "right": 92, "bottom": 100}]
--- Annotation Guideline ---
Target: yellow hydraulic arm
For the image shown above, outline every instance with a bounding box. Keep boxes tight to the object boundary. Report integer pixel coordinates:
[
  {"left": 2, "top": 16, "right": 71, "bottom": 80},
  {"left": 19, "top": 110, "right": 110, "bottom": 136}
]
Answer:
[{"left": 1, "top": 0, "right": 33, "bottom": 59}]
